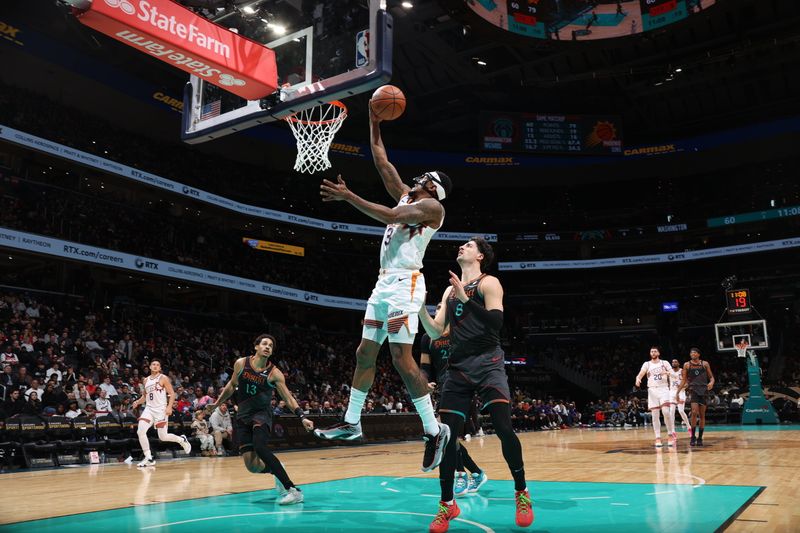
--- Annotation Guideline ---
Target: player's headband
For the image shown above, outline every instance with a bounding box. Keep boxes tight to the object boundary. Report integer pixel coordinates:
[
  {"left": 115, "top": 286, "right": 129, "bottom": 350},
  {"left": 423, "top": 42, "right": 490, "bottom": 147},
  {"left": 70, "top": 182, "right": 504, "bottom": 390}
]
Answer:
[{"left": 415, "top": 172, "right": 447, "bottom": 201}]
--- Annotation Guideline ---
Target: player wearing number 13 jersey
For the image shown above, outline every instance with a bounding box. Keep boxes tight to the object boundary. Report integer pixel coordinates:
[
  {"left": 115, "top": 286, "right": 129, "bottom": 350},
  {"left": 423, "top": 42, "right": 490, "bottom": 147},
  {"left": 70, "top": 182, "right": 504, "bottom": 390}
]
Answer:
[
  {"left": 205, "top": 335, "right": 314, "bottom": 505},
  {"left": 316, "top": 107, "right": 454, "bottom": 473}
]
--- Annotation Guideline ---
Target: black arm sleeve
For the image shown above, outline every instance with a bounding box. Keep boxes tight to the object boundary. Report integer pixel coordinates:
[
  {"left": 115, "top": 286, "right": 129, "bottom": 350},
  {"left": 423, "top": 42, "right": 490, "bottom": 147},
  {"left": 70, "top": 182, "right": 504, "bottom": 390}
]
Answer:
[{"left": 464, "top": 298, "right": 504, "bottom": 330}]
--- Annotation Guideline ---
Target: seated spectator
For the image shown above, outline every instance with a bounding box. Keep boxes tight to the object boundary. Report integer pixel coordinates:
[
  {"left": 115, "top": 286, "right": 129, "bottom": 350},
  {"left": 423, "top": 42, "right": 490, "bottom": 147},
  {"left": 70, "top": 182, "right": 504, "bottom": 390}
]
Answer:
[
  {"left": 65, "top": 400, "right": 82, "bottom": 419},
  {"left": 99, "top": 376, "right": 118, "bottom": 397},
  {"left": 0, "top": 346, "right": 19, "bottom": 366},
  {"left": 85, "top": 378, "right": 97, "bottom": 397},
  {"left": 273, "top": 399, "right": 288, "bottom": 416},
  {"left": 95, "top": 389, "right": 112, "bottom": 414},
  {"left": 25, "top": 390, "right": 42, "bottom": 415},
  {"left": 25, "top": 379, "right": 44, "bottom": 401},
  {"left": 191, "top": 410, "right": 216, "bottom": 456},
  {"left": 209, "top": 403, "right": 233, "bottom": 455},
  {"left": 76, "top": 388, "right": 94, "bottom": 410},
  {"left": 1, "top": 364, "right": 17, "bottom": 389},
  {"left": 195, "top": 386, "right": 216, "bottom": 410},
  {"left": 46, "top": 362, "right": 62, "bottom": 384},
  {"left": 62, "top": 366, "right": 78, "bottom": 388},
  {"left": 730, "top": 393, "right": 744, "bottom": 408},
  {"left": 42, "top": 381, "right": 68, "bottom": 414},
  {"left": 82, "top": 403, "right": 97, "bottom": 420},
  {"left": 3, "top": 388, "right": 27, "bottom": 417},
  {"left": 176, "top": 392, "right": 193, "bottom": 414}
]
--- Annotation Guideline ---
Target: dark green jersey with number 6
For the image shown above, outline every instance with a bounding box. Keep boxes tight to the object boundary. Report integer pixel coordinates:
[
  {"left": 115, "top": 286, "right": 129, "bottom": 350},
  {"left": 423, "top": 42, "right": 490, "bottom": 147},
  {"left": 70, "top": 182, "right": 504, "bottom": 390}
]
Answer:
[{"left": 235, "top": 356, "right": 276, "bottom": 421}]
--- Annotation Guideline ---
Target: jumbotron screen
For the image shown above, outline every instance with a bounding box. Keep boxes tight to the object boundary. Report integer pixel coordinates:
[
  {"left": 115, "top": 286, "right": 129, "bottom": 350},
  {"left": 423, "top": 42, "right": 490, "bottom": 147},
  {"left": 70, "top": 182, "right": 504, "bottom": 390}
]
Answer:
[
  {"left": 481, "top": 112, "right": 623, "bottom": 155},
  {"left": 467, "top": 0, "right": 717, "bottom": 41}
]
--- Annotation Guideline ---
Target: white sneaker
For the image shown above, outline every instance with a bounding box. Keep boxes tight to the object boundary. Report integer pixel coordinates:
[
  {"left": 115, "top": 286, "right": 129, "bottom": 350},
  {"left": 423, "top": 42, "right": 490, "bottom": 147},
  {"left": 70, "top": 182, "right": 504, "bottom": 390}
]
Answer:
[
  {"left": 137, "top": 457, "right": 156, "bottom": 467},
  {"left": 275, "top": 476, "right": 289, "bottom": 497},
  {"left": 477, "top": 428, "right": 485, "bottom": 437},
  {"left": 180, "top": 435, "right": 192, "bottom": 454},
  {"left": 278, "top": 487, "right": 304, "bottom": 505},
  {"left": 464, "top": 434, "right": 472, "bottom": 442}
]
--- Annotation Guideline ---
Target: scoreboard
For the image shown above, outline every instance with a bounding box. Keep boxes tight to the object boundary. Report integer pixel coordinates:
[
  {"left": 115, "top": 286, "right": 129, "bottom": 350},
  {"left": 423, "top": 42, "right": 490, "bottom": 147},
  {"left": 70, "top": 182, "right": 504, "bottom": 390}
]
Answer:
[
  {"left": 481, "top": 112, "right": 623, "bottom": 155},
  {"left": 639, "top": 0, "right": 689, "bottom": 31},
  {"left": 726, "top": 288, "right": 752, "bottom": 315}
]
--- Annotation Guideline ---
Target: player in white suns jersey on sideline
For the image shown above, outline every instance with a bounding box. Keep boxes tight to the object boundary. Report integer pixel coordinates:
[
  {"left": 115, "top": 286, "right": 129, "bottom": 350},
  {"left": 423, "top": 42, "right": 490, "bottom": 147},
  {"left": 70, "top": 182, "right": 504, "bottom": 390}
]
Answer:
[
  {"left": 635, "top": 346, "right": 676, "bottom": 448},
  {"left": 131, "top": 359, "right": 191, "bottom": 466},
  {"left": 315, "top": 104, "right": 454, "bottom": 472},
  {"left": 668, "top": 358, "right": 692, "bottom": 435}
]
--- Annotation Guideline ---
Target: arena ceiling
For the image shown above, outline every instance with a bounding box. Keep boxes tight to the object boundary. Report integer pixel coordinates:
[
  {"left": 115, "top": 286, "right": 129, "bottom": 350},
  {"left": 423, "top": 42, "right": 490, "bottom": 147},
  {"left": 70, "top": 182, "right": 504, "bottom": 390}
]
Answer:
[{"left": 4, "top": 0, "right": 800, "bottom": 153}]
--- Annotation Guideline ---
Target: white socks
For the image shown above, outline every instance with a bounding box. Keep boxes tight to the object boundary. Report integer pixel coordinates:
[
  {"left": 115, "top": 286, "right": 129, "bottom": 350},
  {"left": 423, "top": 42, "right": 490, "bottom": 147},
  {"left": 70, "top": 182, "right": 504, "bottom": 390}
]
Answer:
[
  {"left": 344, "top": 388, "right": 368, "bottom": 425},
  {"left": 412, "top": 395, "right": 440, "bottom": 436}
]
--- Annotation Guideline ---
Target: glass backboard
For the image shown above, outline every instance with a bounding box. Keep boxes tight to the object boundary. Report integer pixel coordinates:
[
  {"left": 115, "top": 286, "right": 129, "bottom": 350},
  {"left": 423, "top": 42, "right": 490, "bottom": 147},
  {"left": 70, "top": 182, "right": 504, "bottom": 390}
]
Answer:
[
  {"left": 714, "top": 319, "right": 768, "bottom": 352},
  {"left": 182, "top": 0, "right": 392, "bottom": 143}
]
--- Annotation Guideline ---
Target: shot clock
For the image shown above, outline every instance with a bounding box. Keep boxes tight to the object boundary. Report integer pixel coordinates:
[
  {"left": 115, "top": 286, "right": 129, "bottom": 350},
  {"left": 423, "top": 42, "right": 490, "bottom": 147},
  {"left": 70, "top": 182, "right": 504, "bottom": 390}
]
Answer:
[{"left": 726, "top": 288, "right": 752, "bottom": 315}]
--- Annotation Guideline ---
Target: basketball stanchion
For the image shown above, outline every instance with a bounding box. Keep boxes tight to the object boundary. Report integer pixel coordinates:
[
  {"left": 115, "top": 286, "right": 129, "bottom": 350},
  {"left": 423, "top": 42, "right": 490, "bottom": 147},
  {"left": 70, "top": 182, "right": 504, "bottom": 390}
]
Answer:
[{"left": 284, "top": 101, "right": 348, "bottom": 174}]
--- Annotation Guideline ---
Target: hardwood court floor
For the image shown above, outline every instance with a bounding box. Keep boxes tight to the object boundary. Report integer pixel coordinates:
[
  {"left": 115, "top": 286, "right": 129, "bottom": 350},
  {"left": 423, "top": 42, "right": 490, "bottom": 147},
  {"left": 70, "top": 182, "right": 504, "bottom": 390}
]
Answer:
[{"left": 1, "top": 426, "right": 798, "bottom": 532}]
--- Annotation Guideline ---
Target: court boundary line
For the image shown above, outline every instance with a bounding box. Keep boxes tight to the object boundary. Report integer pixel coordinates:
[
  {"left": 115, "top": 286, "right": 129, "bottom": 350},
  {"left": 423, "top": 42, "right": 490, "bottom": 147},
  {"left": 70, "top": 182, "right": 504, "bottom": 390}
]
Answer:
[{"left": 714, "top": 486, "right": 766, "bottom": 533}]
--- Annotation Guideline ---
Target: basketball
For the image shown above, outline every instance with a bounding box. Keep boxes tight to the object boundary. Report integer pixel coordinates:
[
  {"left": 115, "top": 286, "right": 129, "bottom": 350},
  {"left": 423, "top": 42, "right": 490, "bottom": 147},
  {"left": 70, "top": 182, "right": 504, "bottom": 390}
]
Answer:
[{"left": 370, "top": 85, "right": 406, "bottom": 121}]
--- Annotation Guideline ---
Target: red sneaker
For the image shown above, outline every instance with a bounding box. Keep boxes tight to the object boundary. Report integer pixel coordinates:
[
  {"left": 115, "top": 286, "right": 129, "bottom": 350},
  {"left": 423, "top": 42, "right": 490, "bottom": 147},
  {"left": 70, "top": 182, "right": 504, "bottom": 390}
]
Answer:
[
  {"left": 429, "top": 500, "right": 460, "bottom": 533},
  {"left": 515, "top": 489, "right": 534, "bottom": 527}
]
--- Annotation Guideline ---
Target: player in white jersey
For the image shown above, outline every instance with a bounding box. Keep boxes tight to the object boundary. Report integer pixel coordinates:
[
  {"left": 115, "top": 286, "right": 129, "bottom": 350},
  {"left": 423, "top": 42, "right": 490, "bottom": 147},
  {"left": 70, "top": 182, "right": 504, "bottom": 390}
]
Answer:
[
  {"left": 131, "top": 359, "right": 191, "bottom": 466},
  {"left": 315, "top": 105, "right": 454, "bottom": 472},
  {"left": 668, "top": 358, "right": 691, "bottom": 435},
  {"left": 635, "top": 346, "right": 676, "bottom": 448}
]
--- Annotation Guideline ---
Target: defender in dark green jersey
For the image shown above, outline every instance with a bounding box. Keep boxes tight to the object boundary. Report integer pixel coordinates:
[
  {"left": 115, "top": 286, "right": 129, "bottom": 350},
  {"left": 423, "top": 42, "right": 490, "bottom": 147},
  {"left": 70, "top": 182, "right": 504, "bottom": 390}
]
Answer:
[
  {"left": 420, "top": 237, "right": 532, "bottom": 532},
  {"left": 206, "top": 334, "right": 314, "bottom": 505}
]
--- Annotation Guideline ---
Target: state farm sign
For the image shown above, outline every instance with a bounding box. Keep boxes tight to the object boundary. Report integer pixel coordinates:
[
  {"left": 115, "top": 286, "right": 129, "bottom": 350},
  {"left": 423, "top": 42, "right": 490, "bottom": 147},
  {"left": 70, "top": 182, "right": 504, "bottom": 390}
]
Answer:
[{"left": 72, "top": 0, "right": 277, "bottom": 100}]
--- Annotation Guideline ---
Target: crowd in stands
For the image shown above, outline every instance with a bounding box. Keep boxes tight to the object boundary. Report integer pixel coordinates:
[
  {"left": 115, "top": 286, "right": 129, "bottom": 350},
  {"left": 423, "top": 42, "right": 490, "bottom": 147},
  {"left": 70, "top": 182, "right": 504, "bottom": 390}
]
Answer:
[{"left": 0, "top": 289, "right": 418, "bottom": 454}]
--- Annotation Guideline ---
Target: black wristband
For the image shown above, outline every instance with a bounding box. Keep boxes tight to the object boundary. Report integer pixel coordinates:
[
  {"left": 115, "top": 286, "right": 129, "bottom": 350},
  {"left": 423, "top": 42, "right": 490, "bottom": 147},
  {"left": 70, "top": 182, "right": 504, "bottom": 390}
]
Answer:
[{"left": 294, "top": 407, "right": 306, "bottom": 419}]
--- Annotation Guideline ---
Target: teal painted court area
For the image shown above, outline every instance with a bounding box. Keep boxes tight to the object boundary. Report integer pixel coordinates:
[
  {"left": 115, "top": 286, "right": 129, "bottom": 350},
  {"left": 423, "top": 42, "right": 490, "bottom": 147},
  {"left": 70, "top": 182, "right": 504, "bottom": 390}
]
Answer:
[{"left": 1, "top": 476, "right": 762, "bottom": 532}]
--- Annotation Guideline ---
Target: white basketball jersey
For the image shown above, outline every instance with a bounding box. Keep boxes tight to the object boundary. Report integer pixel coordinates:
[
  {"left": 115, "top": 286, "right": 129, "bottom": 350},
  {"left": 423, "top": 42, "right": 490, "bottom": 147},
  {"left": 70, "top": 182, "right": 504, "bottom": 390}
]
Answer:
[
  {"left": 379, "top": 194, "right": 442, "bottom": 270},
  {"left": 641, "top": 360, "right": 671, "bottom": 389},
  {"left": 144, "top": 374, "right": 167, "bottom": 410},
  {"left": 668, "top": 367, "right": 682, "bottom": 390}
]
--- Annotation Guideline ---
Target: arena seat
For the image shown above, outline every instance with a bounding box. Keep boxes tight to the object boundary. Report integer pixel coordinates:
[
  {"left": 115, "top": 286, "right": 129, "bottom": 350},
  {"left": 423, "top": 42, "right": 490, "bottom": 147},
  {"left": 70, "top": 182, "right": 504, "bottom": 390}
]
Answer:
[
  {"left": 0, "top": 417, "right": 23, "bottom": 470},
  {"left": 18, "top": 415, "right": 57, "bottom": 468},
  {"left": 46, "top": 416, "right": 83, "bottom": 465}
]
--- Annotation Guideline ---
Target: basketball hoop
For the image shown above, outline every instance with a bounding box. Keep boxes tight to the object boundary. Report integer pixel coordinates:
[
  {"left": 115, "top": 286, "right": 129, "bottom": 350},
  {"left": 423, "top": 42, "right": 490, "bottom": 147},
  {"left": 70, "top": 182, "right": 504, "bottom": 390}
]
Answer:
[
  {"left": 284, "top": 101, "right": 347, "bottom": 174},
  {"left": 735, "top": 340, "right": 749, "bottom": 359}
]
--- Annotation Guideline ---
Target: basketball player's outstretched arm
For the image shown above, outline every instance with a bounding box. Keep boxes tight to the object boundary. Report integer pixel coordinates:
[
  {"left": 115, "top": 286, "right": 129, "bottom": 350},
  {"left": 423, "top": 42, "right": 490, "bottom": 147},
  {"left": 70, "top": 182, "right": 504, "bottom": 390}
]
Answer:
[
  {"left": 321, "top": 175, "right": 442, "bottom": 227},
  {"left": 270, "top": 368, "right": 314, "bottom": 432},
  {"left": 418, "top": 287, "right": 453, "bottom": 339},
  {"left": 369, "top": 109, "right": 410, "bottom": 202},
  {"left": 205, "top": 358, "right": 244, "bottom": 415}
]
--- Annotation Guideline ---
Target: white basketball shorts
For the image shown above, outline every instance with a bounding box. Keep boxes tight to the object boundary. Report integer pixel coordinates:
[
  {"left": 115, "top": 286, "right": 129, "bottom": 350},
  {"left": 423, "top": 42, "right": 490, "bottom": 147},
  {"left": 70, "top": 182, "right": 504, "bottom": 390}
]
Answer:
[{"left": 362, "top": 270, "right": 425, "bottom": 345}]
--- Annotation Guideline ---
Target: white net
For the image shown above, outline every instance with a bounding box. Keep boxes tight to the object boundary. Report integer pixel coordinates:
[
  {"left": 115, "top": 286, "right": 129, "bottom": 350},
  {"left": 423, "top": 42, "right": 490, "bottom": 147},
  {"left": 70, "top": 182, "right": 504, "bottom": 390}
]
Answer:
[
  {"left": 284, "top": 101, "right": 347, "bottom": 174},
  {"left": 735, "top": 341, "right": 749, "bottom": 358}
]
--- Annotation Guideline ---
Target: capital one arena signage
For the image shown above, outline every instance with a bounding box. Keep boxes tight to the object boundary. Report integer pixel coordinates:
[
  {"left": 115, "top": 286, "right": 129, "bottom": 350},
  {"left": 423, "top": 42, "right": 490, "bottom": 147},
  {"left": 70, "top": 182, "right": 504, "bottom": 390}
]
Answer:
[{"left": 67, "top": 0, "right": 277, "bottom": 100}]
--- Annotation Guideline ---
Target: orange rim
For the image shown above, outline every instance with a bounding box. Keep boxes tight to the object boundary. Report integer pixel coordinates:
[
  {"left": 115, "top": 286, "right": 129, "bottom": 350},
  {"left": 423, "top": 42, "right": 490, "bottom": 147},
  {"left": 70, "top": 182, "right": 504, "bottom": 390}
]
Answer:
[{"left": 285, "top": 101, "right": 347, "bottom": 125}]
